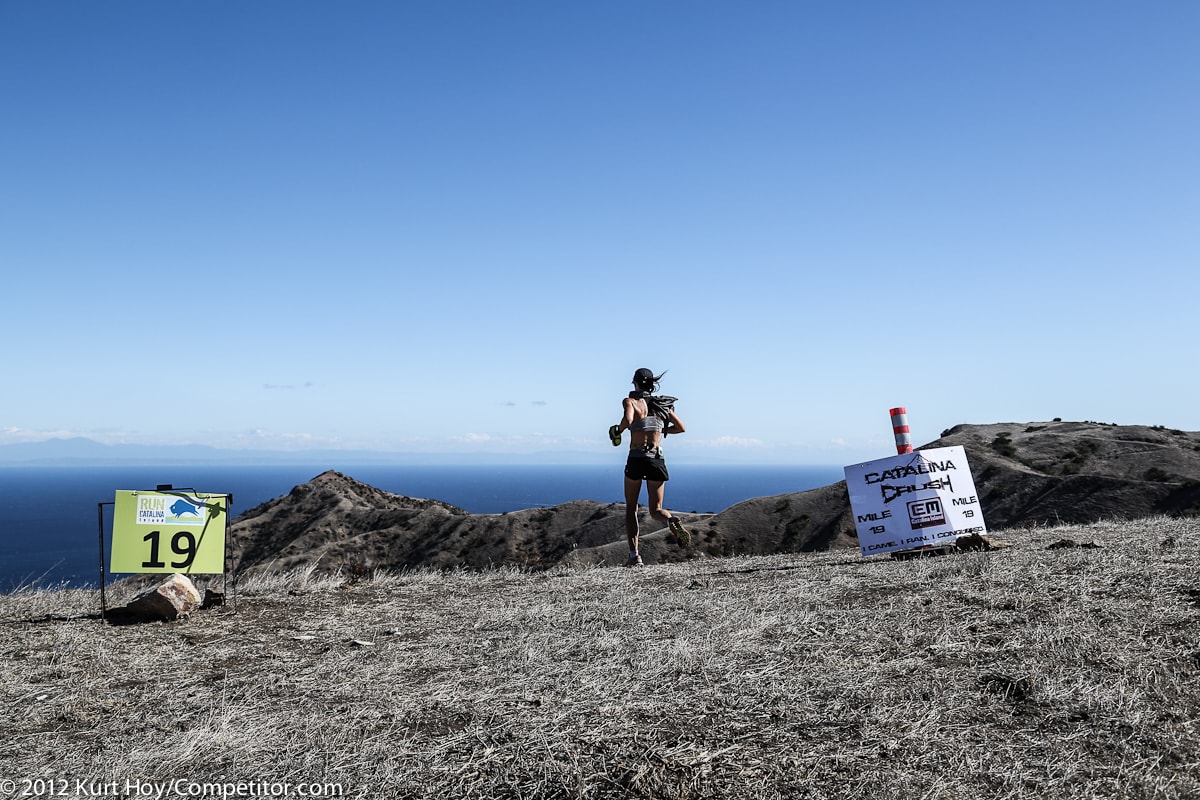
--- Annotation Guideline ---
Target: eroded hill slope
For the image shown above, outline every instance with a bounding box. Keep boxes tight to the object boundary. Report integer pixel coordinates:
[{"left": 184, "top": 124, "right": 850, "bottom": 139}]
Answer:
[{"left": 229, "top": 422, "right": 1200, "bottom": 574}]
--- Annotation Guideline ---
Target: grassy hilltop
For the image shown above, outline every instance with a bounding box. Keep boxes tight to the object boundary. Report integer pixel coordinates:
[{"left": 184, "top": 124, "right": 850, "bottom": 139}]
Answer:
[{"left": 4, "top": 517, "right": 1200, "bottom": 799}]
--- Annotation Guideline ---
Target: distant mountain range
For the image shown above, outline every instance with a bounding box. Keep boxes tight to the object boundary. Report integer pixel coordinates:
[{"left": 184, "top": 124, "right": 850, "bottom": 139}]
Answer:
[
  {"left": 0, "top": 437, "right": 225, "bottom": 464},
  {"left": 0, "top": 437, "right": 611, "bottom": 466}
]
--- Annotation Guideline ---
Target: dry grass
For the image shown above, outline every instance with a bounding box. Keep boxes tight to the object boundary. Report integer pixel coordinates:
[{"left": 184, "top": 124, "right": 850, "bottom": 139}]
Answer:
[{"left": 3, "top": 517, "right": 1199, "bottom": 799}]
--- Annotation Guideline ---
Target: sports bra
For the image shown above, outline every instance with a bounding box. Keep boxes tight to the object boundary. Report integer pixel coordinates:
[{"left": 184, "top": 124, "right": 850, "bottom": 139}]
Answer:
[{"left": 630, "top": 416, "right": 664, "bottom": 433}]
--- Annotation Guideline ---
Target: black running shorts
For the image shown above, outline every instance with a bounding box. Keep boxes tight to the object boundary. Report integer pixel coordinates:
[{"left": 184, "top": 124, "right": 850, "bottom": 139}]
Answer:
[{"left": 625, "top": 455, "right": 670, "bottom": 482}]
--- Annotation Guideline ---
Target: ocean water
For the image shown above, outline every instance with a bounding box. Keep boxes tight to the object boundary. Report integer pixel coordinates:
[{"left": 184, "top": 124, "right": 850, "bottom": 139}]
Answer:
[{"left": 0, "top": 463, "right": 843, "bottom": 591}]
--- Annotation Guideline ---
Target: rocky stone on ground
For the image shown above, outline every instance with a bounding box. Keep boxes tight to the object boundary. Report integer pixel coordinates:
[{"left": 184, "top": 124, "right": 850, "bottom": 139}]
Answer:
[{"left": 123, "top": 573, "right": 202, "bottom": 621}]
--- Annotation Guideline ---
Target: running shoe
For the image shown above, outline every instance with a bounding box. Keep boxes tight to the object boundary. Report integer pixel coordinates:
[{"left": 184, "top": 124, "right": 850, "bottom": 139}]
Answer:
[
  {"left": 668, "top": 517, "right": 691, "bottom": 547},
  {"left": 626, "top": 553, "right": 644, "bottom": 568},
  {"left": 608, "top": 425, "right": 622, "bottom": 446}
]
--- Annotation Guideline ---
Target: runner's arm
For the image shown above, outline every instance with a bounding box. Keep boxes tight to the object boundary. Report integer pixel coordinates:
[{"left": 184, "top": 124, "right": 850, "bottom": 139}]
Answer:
[
  {"left": 664, "top": 411, "right": 685, "bottom": 436},
  {"left": 616, "top": 397, "right": 636, "bottom": 433}
]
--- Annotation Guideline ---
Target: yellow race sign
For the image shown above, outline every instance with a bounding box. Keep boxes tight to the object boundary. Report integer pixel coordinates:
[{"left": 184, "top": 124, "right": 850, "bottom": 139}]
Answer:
[{"left": 111, "top": 490, "right": 228, "bottom": 574}]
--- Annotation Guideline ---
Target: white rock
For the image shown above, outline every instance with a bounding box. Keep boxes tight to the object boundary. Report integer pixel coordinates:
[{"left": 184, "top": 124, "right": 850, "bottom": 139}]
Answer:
[{"left": 126, "top": 574, "right": 202, "bottom": 621}]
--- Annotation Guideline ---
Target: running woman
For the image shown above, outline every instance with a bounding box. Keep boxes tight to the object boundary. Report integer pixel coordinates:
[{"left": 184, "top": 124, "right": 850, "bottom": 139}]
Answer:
[{"left": 609, "top": 368, "right": 691, "bottom": 566}]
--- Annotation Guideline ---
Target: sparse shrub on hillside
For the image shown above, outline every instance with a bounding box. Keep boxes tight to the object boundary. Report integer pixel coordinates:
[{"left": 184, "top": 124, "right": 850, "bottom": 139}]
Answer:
[
  {"left": 343, "top": 556, "right": 374, "bottom": 583},
  {"left": 991, "top": 432, "right": 1017, "bottom": 458},
  {"left": 782, "top": 514, "right": 811, "bottom": 547},
  {"left": 1144, "top": 467, "right": 1172, "bottom": 482},
  {"left": 1059, "top": 443, "right": 1098, "bottom": 475}
]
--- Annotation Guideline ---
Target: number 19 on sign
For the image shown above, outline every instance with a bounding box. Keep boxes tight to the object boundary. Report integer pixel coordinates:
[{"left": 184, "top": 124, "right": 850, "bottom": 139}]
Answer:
[
  {"left": 140, "top": 529, "right": 202, "bottom": 569},
  {"left": 111, "top": 490, "right": 227, "bottom": 574}
]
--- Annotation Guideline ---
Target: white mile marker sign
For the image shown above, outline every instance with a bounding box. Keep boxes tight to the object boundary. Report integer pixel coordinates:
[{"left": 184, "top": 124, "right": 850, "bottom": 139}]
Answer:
[{"left": 844, "top": 445, "right": 986, "bottom": 556}]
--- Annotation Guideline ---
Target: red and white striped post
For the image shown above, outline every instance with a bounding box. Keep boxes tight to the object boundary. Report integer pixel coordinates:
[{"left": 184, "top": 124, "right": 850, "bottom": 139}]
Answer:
[{"left": 890, "top": 407, "right": 913, "bottom": 454}]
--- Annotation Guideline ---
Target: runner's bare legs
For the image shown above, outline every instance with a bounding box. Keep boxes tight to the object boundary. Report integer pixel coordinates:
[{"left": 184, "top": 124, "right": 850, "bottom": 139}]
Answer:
[
  {"left": 646, "top": 480, "right": 673, "bottom": 525},
  {"left": 624, "top": 477, "right": 643, "bottom": 553},
  {"left": 628, "top": 477, "right": 676, "bottom": 541}
]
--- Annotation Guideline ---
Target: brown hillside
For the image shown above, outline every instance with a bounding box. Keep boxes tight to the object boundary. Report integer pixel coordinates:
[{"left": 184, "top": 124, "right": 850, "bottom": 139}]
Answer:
[
  {"left": 229, "top": 422, "right": 1200, "bottom": 575},
  {"left": 694, "top": 421, "right": 1200, "bottom": 561},
  {"left": 934, "top": 421, "right": 1200, "bottom": 525},
  {"left": 230, "top": 471, "right": 676, "bottom": 573}
]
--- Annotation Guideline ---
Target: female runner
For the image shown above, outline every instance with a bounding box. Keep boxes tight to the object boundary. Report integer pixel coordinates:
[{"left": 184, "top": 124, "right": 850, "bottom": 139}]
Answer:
[{"left": 609, "top": 368, "right": 690, "bottom": 567}]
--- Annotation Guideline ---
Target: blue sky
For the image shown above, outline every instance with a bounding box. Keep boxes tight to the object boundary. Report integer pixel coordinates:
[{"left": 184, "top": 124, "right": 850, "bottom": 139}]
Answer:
[{"left": 2, "top": 1, "right": 1197, "bottom": 465}]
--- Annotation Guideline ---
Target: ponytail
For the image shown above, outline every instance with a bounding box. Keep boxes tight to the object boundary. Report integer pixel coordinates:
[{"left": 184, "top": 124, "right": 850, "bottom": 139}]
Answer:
[{"left": 632, "top": 368, "right": 666, "bottom": 394}]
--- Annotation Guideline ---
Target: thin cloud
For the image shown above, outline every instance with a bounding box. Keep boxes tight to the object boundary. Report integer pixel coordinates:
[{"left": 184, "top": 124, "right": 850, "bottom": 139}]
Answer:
[
  {"left": 225, "top": 429, "right": 344, "bottom": 449},
  {"left": 262, "top": 382, "right": 315, "bottom": 391},
  {"left": 699, "top": 436, "right": 766, "bottom": 449},
  {"left": 0, "top": 426, "right": 80, "bottom": 443}
]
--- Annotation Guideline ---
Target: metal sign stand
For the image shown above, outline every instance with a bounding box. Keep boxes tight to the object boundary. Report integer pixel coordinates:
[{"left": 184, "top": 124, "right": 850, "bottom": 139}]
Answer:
[
  {"left": 96, "top": 501, "right": 113, "bottom": 624},
  {"left": 95, "top": 485, "right": 236, "bottom": 624}
]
